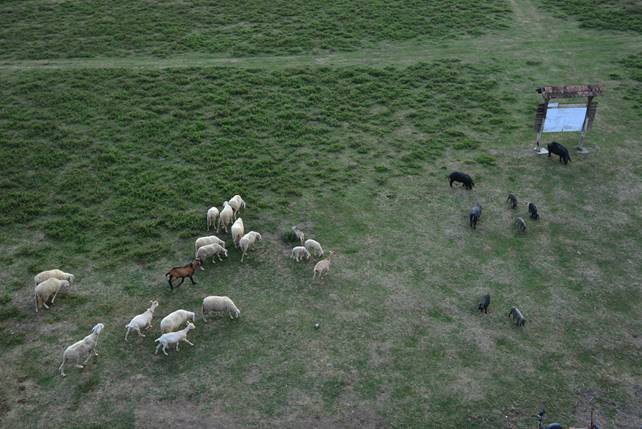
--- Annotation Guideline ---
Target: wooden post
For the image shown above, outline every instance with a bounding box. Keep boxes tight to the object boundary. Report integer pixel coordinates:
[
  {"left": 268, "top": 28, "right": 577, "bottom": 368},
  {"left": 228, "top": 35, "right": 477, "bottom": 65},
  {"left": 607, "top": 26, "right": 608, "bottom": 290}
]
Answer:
[
  {"left": 577, "top": 95, "right": 593, "bottom": 153},
  {"left": 535, "top": 98, "right": 549, "bottom": 153}
]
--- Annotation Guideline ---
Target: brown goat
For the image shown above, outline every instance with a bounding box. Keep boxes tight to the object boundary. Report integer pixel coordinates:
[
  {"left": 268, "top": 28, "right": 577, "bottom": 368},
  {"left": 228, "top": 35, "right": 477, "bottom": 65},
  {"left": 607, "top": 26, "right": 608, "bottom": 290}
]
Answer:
[{"left": 165, "top": 259, "right": 202, "bottom": 290}]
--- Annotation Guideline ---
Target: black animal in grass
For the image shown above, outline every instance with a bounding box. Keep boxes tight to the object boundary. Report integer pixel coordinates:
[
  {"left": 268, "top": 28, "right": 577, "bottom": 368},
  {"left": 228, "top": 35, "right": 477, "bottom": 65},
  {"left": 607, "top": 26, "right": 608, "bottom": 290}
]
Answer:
[
  {"left": 515, "top": 217, "right": 527, "bottom": 232},
  {"left": 528, "top": 202, "right": 539, "bottom": 220},
  {"left": 448, "top": 171, "right": 474, "bottom": 190},
  {"left": 478, "top": 294, "right": 491, "bottom": 313},
  {"left": 535, "top": 407, "right": 563, "bottom": 429},
  {"left": 547, "top": 141, "right": 571, "bottom": 165},
  {"left": 506, "top": 193, "right": 518, "bottom": 209},
  {"left": 508, "top": 307, "right": 526, "bottom": 327},
  {"left": 469, "top": 203, "right": 482, "bottom": 229}
]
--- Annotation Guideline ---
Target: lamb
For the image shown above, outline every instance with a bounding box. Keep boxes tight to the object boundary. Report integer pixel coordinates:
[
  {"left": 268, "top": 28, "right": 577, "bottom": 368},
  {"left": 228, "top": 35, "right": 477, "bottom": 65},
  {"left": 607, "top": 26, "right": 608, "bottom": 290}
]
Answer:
[
  {"left": 34, "top": 278, "right": 70, "bottom": 312},
  {"left": 59, "top": 323, "right": 104, "bottom": 377},
  {"left": 165, "top": 259, "right": 202, "bottom": 290},
  {"left": 478, "top": 294, "right": 491, "bottom": 313},
  {"left": 125, "top": 300, "right": 159, "bottom": 341},
  {"left": 291, "top": 226, "right": 305, "bottom": 245},
  {"left": 304, "top": 239, "right": 324, "bottom": 257},
  {"left": 506, "top": 193, "right": 518, "bottom": 209},
  {"left": 231, "top": 217, "right": 245, "bottom": 248},
  {"left": 448, "top": 171, "right": 474, "bottom": 190},
  {"left": 195, "top": 235, "right": 226, "bottom": 255},
  {"left": 34, "top": 269, "right": 75, "bottom": 287},
  {"left": 218, "top": 201, "right": 234, "bottom": 233},
  {"left": 547, "top": 141, "right": 571, "bottom": 165},
  {"left": 159, "top": 309, "right": 197, "bottom": 333},
  {"left": 154, "top": 322, "right": 195, "bottom": 355},
  {"left": 228, "top": 194, "right": 246, "bottom": 219},
  {"left": 313, "top": 251, "right": 336, "bottom": 280},
  {"left": 201, "top": 296, "right": 240, "bottom": 321},
  {"left": 239, "top": 231, "right": 262, "bottom": 262},
  {"left": 290, "top": 246, "right": 311, "bottom": 262},
  {"left": 195, "top": 243, "right": 228, "bottom": 268},
  {"left": 206, "top": 207, "right": 219, "bottom": 231},
  {"left": 515, "top": 217, "right": 527, "bottom": 233},
  {"left": 528, "top": 202, "right": 539, "bottom": 220},
  {"left": 508, "top": 307, "right": 526, "bottom": 327},
  {"left": 469, "top": 203, "right": 482, "bottom": 229}
]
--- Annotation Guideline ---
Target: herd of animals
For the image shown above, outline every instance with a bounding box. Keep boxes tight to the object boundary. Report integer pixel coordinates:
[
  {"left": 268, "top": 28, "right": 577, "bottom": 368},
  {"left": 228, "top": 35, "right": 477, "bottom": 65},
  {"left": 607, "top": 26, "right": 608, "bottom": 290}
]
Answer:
[
  {"left": 33, "top": 193, "right": 335, "bottom": 376},
  {"left": 31, "top": 138, "right": 590, "bottom": 427}
]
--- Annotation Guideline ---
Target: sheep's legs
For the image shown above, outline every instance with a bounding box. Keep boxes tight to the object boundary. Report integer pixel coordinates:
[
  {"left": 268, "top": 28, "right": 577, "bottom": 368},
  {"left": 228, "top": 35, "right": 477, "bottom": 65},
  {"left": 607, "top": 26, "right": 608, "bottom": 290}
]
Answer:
[
  {"left": 137, "top": 328, "right": 145, "bottom": 337},
  {"left": 43, "top": 302, "right": 50, "bottom": 309},
  {"left": 163, "top": 345, "right": 169, "bottom": 356},
  {"left": 155, "top": 343, "right": 162, "bottom": 354},
  {"left": 189, "top": 276, "right": 196, "bottom": 285},
  {"left": 125, "top": 329, "right": 130, "bottom": 341},
  {"left": 51, "top": 290, "right": 59, "bottom": 304},
  {"left": 183, "top": 339, "right": 194, "bottom": 346},
  {"left": 176, "top": 278, "right": 185, "bottom": 287}
]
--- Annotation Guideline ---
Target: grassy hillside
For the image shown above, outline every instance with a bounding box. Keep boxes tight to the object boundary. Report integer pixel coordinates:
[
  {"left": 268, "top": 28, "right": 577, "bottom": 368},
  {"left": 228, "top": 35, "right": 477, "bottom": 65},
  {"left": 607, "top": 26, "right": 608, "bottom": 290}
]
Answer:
[{"left": 0, "top": 0, "right": 640, "bottom": 427}]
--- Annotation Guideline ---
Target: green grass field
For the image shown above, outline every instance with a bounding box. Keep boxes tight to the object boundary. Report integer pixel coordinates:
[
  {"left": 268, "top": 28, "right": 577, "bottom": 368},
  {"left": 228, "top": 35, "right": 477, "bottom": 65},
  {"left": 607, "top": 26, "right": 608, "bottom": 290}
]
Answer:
[{"left": 0, "top": 1, "right": 641, "bottom": 427}]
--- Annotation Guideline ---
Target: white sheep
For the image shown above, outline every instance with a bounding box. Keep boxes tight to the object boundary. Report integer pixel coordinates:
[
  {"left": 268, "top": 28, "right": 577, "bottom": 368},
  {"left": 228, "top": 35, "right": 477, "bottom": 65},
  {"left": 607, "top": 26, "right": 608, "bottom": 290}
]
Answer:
[
  {"left": 304, "top": 239, "right": 324, "bottom": 257},
  {"left": 34, "top": 269, "right": 75, "bottom": 287},
  {"left": 206, "top": 207, "right": 220, "bottom": 231},
  {"left": 34, "top": 278, "right": 70, "bottom": 312},
  {"left": 228, "top": 194, "right": 246, "bottom": 219},
  {"left": 218, "top": 201, "right": 234, "bottom": 233},
  {"left": 313, "top": 250, "right": 336, "bottom": 280},
  {"left": 125, "top": 300, "right": 159, "bottom": 341},
  {"left": 194, "top": 235, "right": 226, "bottom": 255},
  {"left": 159, "top": 309, "right": 197, "bottom": 334},
  {"left": 239, "top": 231, "right": 262, "bottom": 262},
  {"left": 290, "top": 246, "right": 310, "bottom": 262},
  {"left": 195, "top": 243, "right": 228, "bottom": 268},
  {"left": 201, "top": 296, "right": 240, "bottom": 322},
  {"left": 292, "top": 226, "right": 305, "bottom": 245},
  {"left": 231, "top": 217, "right": 245, "bottom": 248},
  {"left": 59, "top": 323, "right": 104, "bottom": 377},
  {"left": 154, "top": 322, "right": 195, "bottom": 355}
]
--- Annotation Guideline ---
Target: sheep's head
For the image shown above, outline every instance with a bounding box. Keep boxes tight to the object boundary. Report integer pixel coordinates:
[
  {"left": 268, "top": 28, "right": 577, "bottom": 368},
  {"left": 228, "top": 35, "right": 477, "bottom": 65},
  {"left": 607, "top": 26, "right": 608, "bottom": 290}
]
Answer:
[
  {"left": 66, "top": 274, "right": 75, "bottom": 283},
  {"left": 91, "top": 323, "right": 105, "bottom": 335},
  {"left": 149, "top": 300, "right": 159, "bottom": 312},
  {"left": 232, "top": 308, "right": 240, "bottom": 319},
  {"left": 190, "top": 312, "right": 197, "bottom": 322},
  {"left": 196, "top": 257, "right": 205, "bottom": 271},
  {"left": 222, "top": 248, "right": 228, "bottom": 257},
  {"left": 186, "top": 322, "right": 196, "bottom": 331},
  {"left": 255, "top": 233, "right": 262, "bottom": 241},
  {"left": 61, "top": 280, "right": 71, "bottom": 289},
  {"left": 192, "top": 259, "right": 203, "bottom": 270}
]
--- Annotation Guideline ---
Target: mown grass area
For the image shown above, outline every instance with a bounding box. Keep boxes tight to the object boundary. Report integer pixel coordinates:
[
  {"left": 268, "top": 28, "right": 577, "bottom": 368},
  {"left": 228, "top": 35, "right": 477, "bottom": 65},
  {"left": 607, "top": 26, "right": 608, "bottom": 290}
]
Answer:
[
  {"left": 0, "top": 0, "right": 511, "bottom": 60},
  {"left": 0, "top": 0, "right": 641, "bottom": 428},
  {"left": 537, "top": 0, "right": 642, "bottom": 34}
]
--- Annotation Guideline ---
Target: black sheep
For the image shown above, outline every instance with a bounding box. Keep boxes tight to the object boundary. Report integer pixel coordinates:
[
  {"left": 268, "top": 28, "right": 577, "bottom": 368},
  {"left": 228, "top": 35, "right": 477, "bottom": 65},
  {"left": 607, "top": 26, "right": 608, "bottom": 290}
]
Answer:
[
  {"left": 506, "top": 193, "right": 517, "bottom": 209},
  {"left": 448, "top": 171, "right": 474, "bottom": 190},
  {"left": 469, "top": 203, "right": 482, "bottom": 229},
  {"left": 528, "top": 202, "right": 539, "bottom": 220},
  {"left": 508, "top": 307, "right": 526, "bottom": 327},
  {"left": 547, "top": 141, "right": 571, "bottom": 165},
  {"left": 478, "top": 294, "right": 490, "bottom": 313}
]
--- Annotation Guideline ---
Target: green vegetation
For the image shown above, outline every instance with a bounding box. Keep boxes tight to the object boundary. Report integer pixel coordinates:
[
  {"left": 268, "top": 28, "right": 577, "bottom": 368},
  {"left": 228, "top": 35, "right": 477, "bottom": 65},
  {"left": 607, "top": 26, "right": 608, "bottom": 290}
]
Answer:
[
  {"left": 0, "top": 0, "right": 641, "bottom": 428},
  {"left": 538, "top": 0, "right": 642, "bottom": 34},
  {"left": 0, "top": 0, "right": 511, "bottom": 60}
]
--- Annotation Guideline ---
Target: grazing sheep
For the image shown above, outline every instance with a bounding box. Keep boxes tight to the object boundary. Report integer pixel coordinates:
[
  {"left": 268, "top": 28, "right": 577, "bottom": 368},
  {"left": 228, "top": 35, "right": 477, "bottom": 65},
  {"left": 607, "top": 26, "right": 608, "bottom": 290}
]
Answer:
[
  {"left": 506, "top": 193, "right": 518, "bottom": 209},
  {"left": 195, "top": 235, "right": 226, "bottom": 255},
  {"left": 202, "top": 296, "right": 240, "bottom": 322},
  {"left": 125, "top": 300, "right": 159, "bottom": 341},
  {"left": 304, "top": 239, "right": 324, "bottom": 257},
  {"left": 228, "top": 195, "right": 246, "bottom": 219},
  {"left": 469, "top": 203, "right": 482, "bottom": 229},
  {"left": 34, "top": 278, "right": 70, "bottom": 312},
  {"left": 59, "top": 323, "right": 104, "bottom": 377},
  {"left": 195, "top": 243, "right": 228, "bottom": 268},
  {"left": 515, "top": 217, "right": 527, "bottom": 233},
  {"left": 291, "top": 226, "right": 305, "bottom": 245},
  {"left": 528, "top": 202, "right": 539, "bottom": 220},
  {"left": 218, "top": 201, "right": 234, "bottom": 233},
  {"left": 478, "top": 294, "right": 491, "bottom": 313},
  {"left": 165, "top": 259, "right": 202, "bottom": 290},
  {"left": 448, "top": 171, "right": 474, "bottom": 190},
  {"left": 508, "top": 307, "right": 526, "bottom": 327},
  {"left": 239, "top": 231, "right": 262, "bottom": 262},
  {"left": 34, "top": 269, "right": 75, "bottom": 287},
  {"left": 206, "top": 207, "right": 220, "bottom": 231},
  {"left": 159, "top": 309, "right": 197, "bottom": 334},
  {"left": 231, "top": 218, "right": 245, "bottom": 248},
  {"left": 313, "top": 251, "right": 336, "bottom": 280},
  {"left": 155, "top": 322, "right": 195, "bottom": 355},
  {"left": 547, "top": 141, "right": 571, "bottom": 164},
  {"left": 290, "top": 246, "right": 311, "bottom": 262}
]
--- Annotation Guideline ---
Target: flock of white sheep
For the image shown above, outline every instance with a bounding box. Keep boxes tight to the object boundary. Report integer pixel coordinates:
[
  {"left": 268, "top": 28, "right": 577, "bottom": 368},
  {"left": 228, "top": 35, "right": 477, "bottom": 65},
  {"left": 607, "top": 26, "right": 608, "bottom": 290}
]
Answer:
[{"left": 33, "top": 194, "right": 335, "bottom": 376}]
